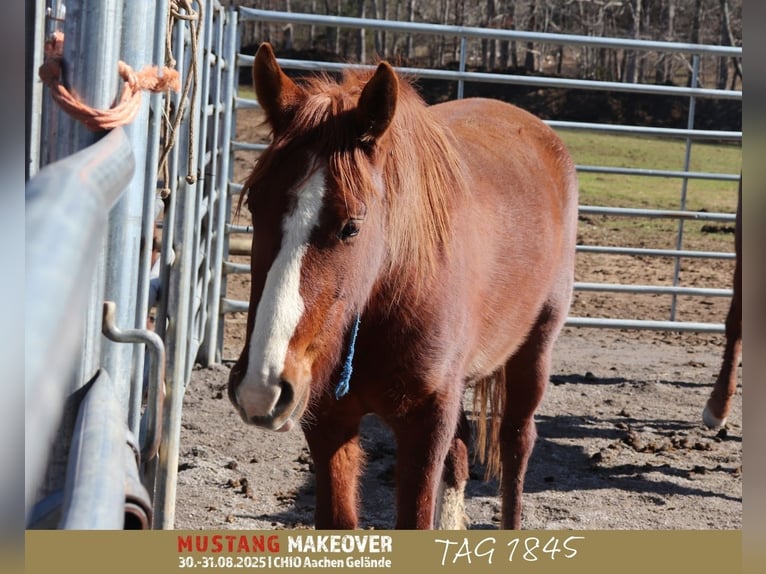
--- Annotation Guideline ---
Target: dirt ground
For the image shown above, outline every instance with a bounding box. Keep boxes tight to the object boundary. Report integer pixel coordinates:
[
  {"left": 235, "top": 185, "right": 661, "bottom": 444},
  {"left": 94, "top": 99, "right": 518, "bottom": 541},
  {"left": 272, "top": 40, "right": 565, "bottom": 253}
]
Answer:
[{"left": 172, "top": 106, "right": 741, "bottom": 531}]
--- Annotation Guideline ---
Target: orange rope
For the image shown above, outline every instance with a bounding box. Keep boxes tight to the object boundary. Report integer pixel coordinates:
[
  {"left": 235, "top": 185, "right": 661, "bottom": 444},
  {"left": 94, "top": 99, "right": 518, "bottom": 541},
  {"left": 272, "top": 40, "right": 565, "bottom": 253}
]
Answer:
[{"left": 38, "top": 31, "right": 180, "bottom": 131}]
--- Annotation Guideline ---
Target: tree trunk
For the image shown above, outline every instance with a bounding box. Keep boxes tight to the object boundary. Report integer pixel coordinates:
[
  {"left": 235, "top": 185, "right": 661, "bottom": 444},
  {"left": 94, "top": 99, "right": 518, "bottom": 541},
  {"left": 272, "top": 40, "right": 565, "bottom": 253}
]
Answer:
[
  {"left": 688, "top": 0, "right": 702, "bottom": 86},
  {"left": 357, "top": 0, "right": 366, "bottom": 63},
  {"left": 718, "top": 0, "right": 742, "bottom": 89},
  {"left": 454, "top": 0, "right": 465, "bottom": 62},
  {"left": 624, "top": 0, "right": 641, "bottom": 83},
  {"left": 335, "top": 0, "right": 342, "bottom": 55},
  {"left": 655, "top": 0, "right": 676, "bottom": 84},
  {"left": 486, "top": 0, "right": 497, "bottom": 70},
  {"left": 309, "top": 0, "right": 316, "bottom": 46},
  {"left": 406, "top": 0, "right": 416, "bottom": 60},
  {"left": 524, "top": 1, "right": 536, "bottom": 72}
]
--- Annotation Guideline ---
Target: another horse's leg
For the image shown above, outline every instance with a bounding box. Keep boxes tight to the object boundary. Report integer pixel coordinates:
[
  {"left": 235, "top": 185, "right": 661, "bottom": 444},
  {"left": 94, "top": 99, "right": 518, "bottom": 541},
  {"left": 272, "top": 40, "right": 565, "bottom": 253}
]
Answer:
[
  {"left": 499, "top": 305, "right": 564, "bottom": 529},
  {"left": 303, "top": 407, "right": 365, "bottom": 529},
  {"left": 435, "top": 409, "right": 471, "bottom": 529},
  {"left": 391, "top": 390, "right": 462, "bottom": 529},
  {"left": 704, "top": 190, "right": 742, "bottom": 428}
]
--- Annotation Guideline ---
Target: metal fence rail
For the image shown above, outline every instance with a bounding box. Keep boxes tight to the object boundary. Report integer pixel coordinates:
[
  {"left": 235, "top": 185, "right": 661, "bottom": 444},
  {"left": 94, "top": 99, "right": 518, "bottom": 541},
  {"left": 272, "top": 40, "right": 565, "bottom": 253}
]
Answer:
[
  {"left": 25, "top": 0, "right": 236, "bottom": 530},
  {"left": 223, "top": 8, "right": 741, "bottom": 337},
  {"left": 25, "top": 127, "right": 135, "bottom": 525}
]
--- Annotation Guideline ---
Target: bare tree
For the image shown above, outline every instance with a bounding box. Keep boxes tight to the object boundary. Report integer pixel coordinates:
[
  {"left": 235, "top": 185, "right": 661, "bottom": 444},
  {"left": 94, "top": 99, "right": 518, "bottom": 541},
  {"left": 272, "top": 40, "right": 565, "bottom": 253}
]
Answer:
[
  {"left": 624, "top": 0, "right": 642, "bottom": 83},
  {"left": 406, "top": 0, "right": 416, "bottom": 59},
  {"left": 716, "top": 0, "right": 742, "bottom": 89},
  {"left": 357, "top": 0, "right": 367, "bottom": 62}
]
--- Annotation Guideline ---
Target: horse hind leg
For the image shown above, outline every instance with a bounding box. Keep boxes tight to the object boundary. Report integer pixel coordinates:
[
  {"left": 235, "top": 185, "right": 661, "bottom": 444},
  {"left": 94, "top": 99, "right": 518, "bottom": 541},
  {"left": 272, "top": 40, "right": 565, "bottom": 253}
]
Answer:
[
  {"left": 703, "top": 277, "right": 742, "bottom": 428},
  {"left": 499, "top": 304, "right": 565, "bottom": 529},
  {"left": 435, "top": 409, "right": 471, "bottom": 529},
  {"left": 703, "top": 184, "right": 741, "bottom": 429}
]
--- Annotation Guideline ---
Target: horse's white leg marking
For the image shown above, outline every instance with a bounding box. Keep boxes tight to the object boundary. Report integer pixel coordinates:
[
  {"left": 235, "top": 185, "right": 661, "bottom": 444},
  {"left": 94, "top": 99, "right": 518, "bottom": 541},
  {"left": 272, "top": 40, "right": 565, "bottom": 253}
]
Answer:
[
  {"left": 236, "top": 168, "right": 327, "bottom": 419},
  {"left": 435, "top": 480, "right": 468, "bottom": 530},
  {"left": 702, "top": 404, "right": 727, "bottom": 429}
]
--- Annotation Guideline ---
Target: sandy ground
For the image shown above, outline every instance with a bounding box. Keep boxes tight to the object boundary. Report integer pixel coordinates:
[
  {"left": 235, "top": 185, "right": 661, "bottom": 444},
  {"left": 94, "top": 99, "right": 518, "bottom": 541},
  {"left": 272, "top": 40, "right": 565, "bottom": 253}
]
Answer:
[
  {"left": 172, "top": 106, "right": 741, "bottom": 531},
  {"left": 173, "top": 327, "right": 741, "bottom": 531}
]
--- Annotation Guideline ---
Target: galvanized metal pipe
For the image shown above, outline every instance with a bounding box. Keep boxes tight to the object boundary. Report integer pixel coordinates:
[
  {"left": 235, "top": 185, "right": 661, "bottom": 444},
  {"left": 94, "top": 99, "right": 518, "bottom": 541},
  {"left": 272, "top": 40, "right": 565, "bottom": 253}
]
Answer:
[
  {"left": 222, "top": 8, "right": 739, "bottom": 340},
  {"left": 131, "top": 0, "right": 170, "bottom": 437},
  {"left": 102, "top": 0, "right": 157, "bottom": 428},
  {"left": 202, "top": 4, "right": 238, "bottom": 366},
  {"left": 574, "top": 282, "right": 732, "bottom": 297},
  {"left": 576, "top": 246, "right": 735, "bottom": 260},
  {"left": 153, "top": 0, "right": 210, "bottom": 529},
  {"left": 189, "top": 0, "right": 216, "bottom": 365},
  {"left": 58, "top": 370, "right": 126, "bottom": 529},
  {"left": 229, "top": 103, "right": 741, "bottom": 141},
  {"left": 26, "top": 0, "right": 46, "bottom": 179},
  {"left": 671, "top": 55, "right": 701, "bottom": 321},
  {"left": 238, "top": 8, "right": 741, "bottom": 59},
  {"left": 579, "top": 205, "right": 735, "bottom": 221},
  {"left": 574, "top": 166, "right": 740, "bottom": 181},
  {"left": 53, "top": 0, "right": 125, "bottom": 393},
  {"left": 565, "top": 318, "right": 725, "bottom": 333},
  {"left": 238, "top": 55, "right": 741, "bottom": 101},
  {"left": 547, "top": 121, "right": 740, "bottom": 141},
  {"left": 25, "top": 127, "right": 134, "bottom": 520}
]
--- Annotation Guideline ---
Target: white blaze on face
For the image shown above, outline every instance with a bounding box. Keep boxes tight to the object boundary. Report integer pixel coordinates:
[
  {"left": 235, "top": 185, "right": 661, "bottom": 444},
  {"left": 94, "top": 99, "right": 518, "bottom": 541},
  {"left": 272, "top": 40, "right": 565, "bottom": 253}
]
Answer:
[{"left": 236, "top": 168, "right": 327, "bottom": 418}]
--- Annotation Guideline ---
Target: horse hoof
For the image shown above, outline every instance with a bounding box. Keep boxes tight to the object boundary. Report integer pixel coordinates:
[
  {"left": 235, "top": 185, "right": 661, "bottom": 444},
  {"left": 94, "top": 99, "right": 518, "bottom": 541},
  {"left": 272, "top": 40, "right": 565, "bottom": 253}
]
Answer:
[{"left": 702, "top": 404, "right": 727, "bottom": 429}]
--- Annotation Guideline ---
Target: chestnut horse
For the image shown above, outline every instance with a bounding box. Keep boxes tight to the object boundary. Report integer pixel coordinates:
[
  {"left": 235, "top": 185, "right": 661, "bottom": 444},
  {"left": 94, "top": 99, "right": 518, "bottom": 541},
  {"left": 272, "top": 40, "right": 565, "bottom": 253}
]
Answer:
[
  {"left": 228, "top": 43, "right": 578, "bottom": 529},
  {"left": 703, "top": 178, "right": 742, "bottom": 429}
]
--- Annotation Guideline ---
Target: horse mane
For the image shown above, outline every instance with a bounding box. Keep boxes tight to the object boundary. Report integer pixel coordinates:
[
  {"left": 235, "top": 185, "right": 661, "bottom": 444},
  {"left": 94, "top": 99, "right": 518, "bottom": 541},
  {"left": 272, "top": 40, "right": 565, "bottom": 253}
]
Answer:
[{"left": 245, "top": 66, "right": 468, "bottom": 302}]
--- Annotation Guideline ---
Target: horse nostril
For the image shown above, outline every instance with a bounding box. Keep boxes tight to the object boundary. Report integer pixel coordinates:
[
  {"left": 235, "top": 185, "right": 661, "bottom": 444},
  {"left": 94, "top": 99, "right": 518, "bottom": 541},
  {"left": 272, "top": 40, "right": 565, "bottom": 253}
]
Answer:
[{"left": 274, "top": 380, "right": 294, "bottom": 415}]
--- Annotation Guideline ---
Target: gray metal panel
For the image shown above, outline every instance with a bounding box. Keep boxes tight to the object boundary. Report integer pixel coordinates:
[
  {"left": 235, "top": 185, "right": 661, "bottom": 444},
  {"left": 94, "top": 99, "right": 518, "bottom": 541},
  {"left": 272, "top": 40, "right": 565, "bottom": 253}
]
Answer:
[
  {"left": 58, "top": 370, "right": 127, "bottom": 529},
  {"left": 222, "top": 9, "right": 740, "bottom": 336},
  {"left": 25, "top": 127, "right": 135, "bottom": 521}
]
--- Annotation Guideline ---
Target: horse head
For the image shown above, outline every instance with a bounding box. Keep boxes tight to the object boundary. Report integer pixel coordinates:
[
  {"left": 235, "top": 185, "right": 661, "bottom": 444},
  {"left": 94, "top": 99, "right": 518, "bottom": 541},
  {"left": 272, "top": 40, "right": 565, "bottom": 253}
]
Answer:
[{"left": 227, "top": 43, "right": 398, "bottom": 432}]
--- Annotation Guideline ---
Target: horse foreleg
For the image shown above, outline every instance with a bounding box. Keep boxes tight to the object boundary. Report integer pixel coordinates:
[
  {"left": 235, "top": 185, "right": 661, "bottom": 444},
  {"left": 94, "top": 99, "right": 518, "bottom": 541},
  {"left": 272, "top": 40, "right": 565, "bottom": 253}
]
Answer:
[
  {"left": 391, "top": 393, "right": 461, "bottom": 529},
  {"left": 303, "top": 410, "right": 364, "bottom": 529},
  {"left": 435, "top": 409, "right": 471, "bottom": 529}
]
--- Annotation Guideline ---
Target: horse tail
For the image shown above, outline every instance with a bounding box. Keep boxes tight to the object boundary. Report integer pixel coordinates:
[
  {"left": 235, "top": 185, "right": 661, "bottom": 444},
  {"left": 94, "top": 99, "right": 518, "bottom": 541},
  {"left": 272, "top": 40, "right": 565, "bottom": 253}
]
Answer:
[{"left": 472, "top": 368, "right": 506, "bottom": 481}]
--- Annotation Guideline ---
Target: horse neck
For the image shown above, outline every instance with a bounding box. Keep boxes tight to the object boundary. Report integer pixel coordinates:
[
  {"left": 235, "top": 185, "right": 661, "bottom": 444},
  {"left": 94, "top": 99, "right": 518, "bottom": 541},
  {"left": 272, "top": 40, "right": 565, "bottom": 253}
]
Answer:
[{"left": 377, "top": 102, "right": 466, "bottom": 305}]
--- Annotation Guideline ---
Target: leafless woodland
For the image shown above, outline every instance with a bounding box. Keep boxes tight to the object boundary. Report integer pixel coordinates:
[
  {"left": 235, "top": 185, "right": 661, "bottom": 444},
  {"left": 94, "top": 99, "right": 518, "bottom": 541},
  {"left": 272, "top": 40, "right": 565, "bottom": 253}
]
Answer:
[{"left": 227, "top": 0, "right": 742, "bottom": 90}]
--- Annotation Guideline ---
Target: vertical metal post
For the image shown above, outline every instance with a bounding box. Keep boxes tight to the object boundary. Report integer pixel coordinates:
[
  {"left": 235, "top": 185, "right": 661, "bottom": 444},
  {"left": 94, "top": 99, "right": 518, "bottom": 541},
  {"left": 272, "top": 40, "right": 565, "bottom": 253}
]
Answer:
[
  {"left": 153, "top": 0, "right": 206, "bottom": 529},
  {"left": 198, "top": 5, "right": 220, "bottom": 365},
  {"left": 204, "top": 4, "right": 238, "bottom": 366},
  {"left": 131, "top": 0, "right": 170, "bottom": 437},
  {"left": 670, "top": 54, "right": 699, "bottom": 321},
  {"left": 58, "top": 371, "right": 127, "bottom": 529},
  {"left": 52, "top": 0, "right": 124, "bottom": 393},
  {"left": 26, "top": 0, "right": 46, "bottom": 180},
  {"left": 189, "top": 0, "right": 216, "bottom": 368},
  {"left": 137, "top": 0, "right": 171, "bottom": 508},
  {"left": 457, "top": 36, "right": 467, "bottom": 99},
  {"left": 39, "top": 0, "right": 68, "bottom": 170},
  {"left": 102, "top": 0, "right": 156, "bottom": 428}
]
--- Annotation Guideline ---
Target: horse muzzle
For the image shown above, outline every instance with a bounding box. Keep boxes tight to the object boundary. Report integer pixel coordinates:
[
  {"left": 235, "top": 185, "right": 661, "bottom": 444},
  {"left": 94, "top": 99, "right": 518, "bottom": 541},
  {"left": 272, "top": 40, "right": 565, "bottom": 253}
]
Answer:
[{"left": 228, "top": 373, "right": 307, "bottom": 432}]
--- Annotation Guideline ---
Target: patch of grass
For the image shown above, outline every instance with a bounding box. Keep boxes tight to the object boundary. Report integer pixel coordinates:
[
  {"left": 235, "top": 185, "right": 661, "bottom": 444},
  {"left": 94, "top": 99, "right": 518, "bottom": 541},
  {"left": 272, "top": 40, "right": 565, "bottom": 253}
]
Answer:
[
  {"left": 555, "top": 130, "right": 740, "bottom": 258},
  {"left": 555, "top": 131, "right": 741, "bottom": 214}
]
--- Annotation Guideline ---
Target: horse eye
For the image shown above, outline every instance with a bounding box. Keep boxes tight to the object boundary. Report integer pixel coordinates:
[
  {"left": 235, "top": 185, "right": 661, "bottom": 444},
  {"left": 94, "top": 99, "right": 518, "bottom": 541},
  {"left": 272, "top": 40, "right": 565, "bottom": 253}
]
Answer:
[{"left": 339, "top": 220, "right": 360, "bottom": 240}]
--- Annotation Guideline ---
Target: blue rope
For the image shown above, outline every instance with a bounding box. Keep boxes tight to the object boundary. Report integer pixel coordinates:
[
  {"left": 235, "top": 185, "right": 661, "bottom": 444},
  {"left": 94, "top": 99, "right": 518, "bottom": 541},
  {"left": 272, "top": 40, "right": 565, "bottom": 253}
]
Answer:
[{"left": 334, "top": 313, "right": 361, "bottom": 399}]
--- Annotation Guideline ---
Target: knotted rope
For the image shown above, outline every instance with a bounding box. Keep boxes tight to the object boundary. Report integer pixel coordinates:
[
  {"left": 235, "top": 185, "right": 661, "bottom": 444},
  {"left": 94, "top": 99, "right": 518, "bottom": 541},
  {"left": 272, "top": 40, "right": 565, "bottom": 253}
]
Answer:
[
  {"left": 158, "top": 0, "right": 203, "bottom": 191},
  {"left": 334, "top": 314, "right": 361, "bottom": 400},
  {"left": 38, "top": 31, "right": 180, "bottom": 132}
]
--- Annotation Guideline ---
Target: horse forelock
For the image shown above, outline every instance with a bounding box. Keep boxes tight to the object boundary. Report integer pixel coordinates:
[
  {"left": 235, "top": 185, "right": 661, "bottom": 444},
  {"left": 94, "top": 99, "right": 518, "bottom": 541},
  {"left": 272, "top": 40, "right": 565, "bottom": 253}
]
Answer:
[{"left": 244, "top": 67, "right": 467, "bottom": 300}]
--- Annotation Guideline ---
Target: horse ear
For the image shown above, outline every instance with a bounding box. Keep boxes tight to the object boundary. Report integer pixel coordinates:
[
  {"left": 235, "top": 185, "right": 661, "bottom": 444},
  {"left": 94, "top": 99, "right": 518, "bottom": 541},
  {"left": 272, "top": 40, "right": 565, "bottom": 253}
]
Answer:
[
  {"left": 356, "top": 62, "right": 399, "bottom": 144},
  {"left": 252, "top": 42, "right": 306, "bottom": 133}
]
